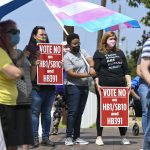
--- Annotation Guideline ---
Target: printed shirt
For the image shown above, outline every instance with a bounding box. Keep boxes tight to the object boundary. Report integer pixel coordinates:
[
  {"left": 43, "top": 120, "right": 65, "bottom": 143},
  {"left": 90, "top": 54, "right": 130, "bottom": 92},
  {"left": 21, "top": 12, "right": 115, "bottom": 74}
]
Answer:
[
  {"left": 93, "top": 50, "right": 130, "bottom": 86},
  {"left": 63, "top": 49, "right": 91, "bottom": 86},
  {"left": 0, "top": 48, "right": 17, "bottom": 105}
]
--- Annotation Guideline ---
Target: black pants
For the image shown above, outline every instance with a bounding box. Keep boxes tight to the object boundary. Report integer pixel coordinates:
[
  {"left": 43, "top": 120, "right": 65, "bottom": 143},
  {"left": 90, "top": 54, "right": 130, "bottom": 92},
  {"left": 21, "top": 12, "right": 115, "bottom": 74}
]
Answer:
[{"left": 96, "top": 90, "right": 127, "bottom": 136}]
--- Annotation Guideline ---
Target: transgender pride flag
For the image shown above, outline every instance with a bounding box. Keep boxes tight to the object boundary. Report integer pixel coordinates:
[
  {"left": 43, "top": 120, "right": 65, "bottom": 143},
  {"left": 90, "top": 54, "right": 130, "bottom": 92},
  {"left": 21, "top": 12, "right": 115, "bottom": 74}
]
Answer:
[{"left": 43, "top": 0, "right": 140, "bottom": 32}]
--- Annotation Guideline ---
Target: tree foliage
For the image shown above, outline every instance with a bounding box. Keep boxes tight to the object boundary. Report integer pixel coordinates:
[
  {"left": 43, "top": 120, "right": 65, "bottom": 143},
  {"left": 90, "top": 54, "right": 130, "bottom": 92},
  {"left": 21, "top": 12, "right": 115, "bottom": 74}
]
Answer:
[
  {"left": 111, "top": 0, "right": 150, "bottom": 27},
  {"left": 111, "top": 0, "right": 141, "bottom": 7}
]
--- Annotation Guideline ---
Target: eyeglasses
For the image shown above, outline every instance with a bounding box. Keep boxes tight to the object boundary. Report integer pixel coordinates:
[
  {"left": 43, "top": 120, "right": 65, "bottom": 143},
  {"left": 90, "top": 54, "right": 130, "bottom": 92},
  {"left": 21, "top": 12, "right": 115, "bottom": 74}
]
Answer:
[{"left": 6, "top": 29, "right": 20, "bottom": 35}]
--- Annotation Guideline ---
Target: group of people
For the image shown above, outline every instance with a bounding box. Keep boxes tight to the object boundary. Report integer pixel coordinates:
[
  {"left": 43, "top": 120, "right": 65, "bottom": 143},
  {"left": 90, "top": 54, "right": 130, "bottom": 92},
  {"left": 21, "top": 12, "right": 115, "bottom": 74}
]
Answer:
[
  {"left": 0, "top": 18, "right": 150, "bottom": 150},
  {"left": 130, "top": 36, "right": 150, "bottom": 150},
  {"left": 0, "top": 20, "right": 55, "bottom": 150}
]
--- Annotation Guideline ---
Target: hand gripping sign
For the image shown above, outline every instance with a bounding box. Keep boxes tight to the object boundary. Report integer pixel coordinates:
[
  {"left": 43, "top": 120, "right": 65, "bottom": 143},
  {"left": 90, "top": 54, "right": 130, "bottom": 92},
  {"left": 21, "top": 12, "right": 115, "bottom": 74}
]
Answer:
[
  {"left": 37, "top": 43, "right": 63, "bottom": 85},
  {"left": 99, "top": 87, "right": 129, "bottom": 127}
]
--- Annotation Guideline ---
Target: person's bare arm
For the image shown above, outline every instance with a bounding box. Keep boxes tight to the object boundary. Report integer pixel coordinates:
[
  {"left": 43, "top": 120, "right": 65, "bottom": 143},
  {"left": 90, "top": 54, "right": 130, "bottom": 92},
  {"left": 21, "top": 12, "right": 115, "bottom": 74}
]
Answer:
[
  {"left": 86, "top": 57, "right": 96, "bottom": 77},
  {"left": 136, "top": 64, "right": 143, "bottom": 78},
  {"left": 130, "top": 89, "right": 140, "bottom": 100},
  {"left": 1, "top": 64, "right": 23, "bottom": 80},
  {"left": 67, "top": 69, "right": 89, "bottom": 78},
  {"left": 125, "top": 74, "right": 131, "bottom": 88},
  {"left": 141, "top": 58, "right": 150, "bottom": 85}
]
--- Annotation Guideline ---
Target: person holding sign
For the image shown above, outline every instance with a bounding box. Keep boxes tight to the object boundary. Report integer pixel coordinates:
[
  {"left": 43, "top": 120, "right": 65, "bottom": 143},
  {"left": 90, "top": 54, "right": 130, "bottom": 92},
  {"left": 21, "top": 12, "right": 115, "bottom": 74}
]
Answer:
[
  {"left": 28, "top": 26, "right": 55, "bottom": 148},
  {"left": 93, "top": 31, "right": 131, "bottom": 146},
  {"left": 63, "top": 33, "right": 96, "bottom": 146}
]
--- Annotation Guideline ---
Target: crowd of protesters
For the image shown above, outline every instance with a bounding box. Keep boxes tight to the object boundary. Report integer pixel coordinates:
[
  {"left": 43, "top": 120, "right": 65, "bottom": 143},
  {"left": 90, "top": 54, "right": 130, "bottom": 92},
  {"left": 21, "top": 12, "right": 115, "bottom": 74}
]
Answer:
[{"left": 0, "top": 19, "right": 150, "bottom": 150}]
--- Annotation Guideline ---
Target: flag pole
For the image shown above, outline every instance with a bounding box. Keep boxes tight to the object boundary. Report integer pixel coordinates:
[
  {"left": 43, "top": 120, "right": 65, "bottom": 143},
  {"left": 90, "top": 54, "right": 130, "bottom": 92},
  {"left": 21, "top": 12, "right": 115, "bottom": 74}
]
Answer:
[{"left": 43, "top": 0, "right": 69, "bottom": 35}]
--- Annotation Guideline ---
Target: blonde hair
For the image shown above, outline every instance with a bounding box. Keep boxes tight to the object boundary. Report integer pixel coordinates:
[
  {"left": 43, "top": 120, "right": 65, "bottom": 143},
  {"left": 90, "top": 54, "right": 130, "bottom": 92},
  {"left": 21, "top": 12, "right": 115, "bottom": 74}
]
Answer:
[{"left": 99, "top": 31, "right": 119, "bottom": 53}]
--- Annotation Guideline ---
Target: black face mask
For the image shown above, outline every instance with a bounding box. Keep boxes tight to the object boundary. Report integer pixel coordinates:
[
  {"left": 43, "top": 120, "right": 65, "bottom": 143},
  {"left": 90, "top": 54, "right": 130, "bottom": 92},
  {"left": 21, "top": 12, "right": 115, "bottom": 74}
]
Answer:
[{"left": 72, "top": 46, "right": 80, "bottom": 53}]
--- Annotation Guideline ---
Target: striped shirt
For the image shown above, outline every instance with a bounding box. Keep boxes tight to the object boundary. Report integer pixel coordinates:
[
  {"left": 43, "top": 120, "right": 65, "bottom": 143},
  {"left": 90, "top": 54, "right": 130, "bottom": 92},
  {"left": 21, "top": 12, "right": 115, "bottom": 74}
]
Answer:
[{"left": 141, "top": 38, "right": 150, "bottom": 58}]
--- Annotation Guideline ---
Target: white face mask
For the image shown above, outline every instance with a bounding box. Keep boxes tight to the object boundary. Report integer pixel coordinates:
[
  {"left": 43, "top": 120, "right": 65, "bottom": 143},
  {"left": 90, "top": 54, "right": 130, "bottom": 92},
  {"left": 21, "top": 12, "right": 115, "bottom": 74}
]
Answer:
[{"left": 107, "top": 39, "right": 116, "bottom": 48}]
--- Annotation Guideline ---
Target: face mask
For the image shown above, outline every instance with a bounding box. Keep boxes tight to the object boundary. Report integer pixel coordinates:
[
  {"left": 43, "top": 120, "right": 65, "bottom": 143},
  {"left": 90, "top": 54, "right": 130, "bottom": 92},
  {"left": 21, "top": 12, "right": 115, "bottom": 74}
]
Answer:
[
  {"left": 72, "top": 46, "right": 80, "bottom": 53},
  {"left": 9, "top": 33, "right": 20, "bottom": 46},
  {"left": 35, "top": 36, "right": 47, "bottom": 43},
  {"left": 107, "top": 39, "right": 116, "bottom": 48}
]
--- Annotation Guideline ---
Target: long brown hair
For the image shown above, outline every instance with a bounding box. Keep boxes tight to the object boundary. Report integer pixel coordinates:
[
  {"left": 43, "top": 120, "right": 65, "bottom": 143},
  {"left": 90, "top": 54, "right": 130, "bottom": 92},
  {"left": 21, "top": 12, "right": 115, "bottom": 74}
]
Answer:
[{"left": 99, "top": 31, "right": 119, "bottom": 53}]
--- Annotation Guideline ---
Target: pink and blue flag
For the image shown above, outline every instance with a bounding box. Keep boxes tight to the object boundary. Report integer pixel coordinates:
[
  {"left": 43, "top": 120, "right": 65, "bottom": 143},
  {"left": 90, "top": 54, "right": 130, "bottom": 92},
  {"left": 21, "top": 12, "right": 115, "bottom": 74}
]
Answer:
[
  {"left": 44, "top": 0, "right": 140, "bottom": 32},
  {"left": 0, "top": 0, "right": 32, "bottom": 20}
]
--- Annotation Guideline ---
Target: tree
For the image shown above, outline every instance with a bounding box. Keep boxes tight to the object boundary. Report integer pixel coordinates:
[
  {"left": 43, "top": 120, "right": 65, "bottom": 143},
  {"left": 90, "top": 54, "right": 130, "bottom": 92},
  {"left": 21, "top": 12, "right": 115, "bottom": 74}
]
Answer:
[
  {"left": 96, "top": 0, "right": 150, "bottom": 49},
  {"left": 96, "top": 0, "right": 141, "bottom": 49}
]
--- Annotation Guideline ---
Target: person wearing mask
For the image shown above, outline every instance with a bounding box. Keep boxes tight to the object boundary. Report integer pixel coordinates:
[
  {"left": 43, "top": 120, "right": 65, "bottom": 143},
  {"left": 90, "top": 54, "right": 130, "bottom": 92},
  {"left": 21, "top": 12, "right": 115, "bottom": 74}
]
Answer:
[
  {"left": 93, "top": 31, "right": 131, "bottom": 146},
  {"left": 28, "top": 26, "right": 55, "bottom": 148},
  {"left": 0, "top": 20, "right": 23, "bottom": 150},
  {"left": 63, "top": 33, "right": 96, "bottom": 146}
]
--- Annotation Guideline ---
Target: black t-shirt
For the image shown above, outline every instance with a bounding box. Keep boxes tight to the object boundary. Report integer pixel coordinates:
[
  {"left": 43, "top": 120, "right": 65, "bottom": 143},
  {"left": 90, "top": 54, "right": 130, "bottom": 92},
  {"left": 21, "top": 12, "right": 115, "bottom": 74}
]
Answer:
[{"left": 93, "top": 50, "right": 130, "bottom": 86}]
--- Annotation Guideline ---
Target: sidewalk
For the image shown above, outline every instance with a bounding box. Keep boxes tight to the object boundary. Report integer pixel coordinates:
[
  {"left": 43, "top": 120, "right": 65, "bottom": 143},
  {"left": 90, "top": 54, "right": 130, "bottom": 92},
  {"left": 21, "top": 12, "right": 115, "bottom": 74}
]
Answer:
[{"left": 28, "top": 127, "right": 144, "bottom": 150}]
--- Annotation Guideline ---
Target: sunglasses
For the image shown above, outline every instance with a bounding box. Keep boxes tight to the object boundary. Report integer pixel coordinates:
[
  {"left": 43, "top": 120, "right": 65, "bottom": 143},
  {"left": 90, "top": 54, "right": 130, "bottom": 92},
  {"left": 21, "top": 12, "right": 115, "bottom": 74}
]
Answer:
[{"left": 7, "top": 29, "right": 20, "bottom": 34}]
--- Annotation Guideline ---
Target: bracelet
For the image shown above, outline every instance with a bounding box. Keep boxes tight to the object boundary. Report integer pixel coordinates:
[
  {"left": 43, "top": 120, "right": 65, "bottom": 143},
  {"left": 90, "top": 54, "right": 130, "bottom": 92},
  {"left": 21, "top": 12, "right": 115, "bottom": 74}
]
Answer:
[{"left": 90, "top": 66, "right": 94, "bottom": 68}]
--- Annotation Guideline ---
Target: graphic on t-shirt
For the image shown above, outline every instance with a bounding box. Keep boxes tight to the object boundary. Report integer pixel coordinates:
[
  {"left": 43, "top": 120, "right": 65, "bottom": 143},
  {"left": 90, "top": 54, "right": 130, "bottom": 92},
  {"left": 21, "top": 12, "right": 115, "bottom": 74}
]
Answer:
[{"left": 105, "top": 53, "right": 122, "bottom": 69}]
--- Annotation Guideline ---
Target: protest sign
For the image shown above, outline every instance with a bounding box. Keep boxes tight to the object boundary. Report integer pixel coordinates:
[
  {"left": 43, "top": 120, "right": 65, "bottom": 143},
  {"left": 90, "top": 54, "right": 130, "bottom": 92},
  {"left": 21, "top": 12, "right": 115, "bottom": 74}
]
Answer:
[
  {"left": 37, "top": 43, "right": 63, "bottom": 85},
  {"left": 99, "top": 87, "right": 129, "bottom": 127}
]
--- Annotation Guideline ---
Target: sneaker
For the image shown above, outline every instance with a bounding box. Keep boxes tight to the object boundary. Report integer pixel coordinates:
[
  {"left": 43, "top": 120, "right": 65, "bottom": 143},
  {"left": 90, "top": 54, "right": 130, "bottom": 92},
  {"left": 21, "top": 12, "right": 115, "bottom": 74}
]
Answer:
[
  {"left": 30, "top": 140, "right": 39, "bottom": 149},
  {"left": 41, "top": 139, "right": 55, "bottom": 147},
  {"left": 121, "top": 138, "right": 130, "bottom": 145},
  {"left": 95, "top": 136, "right": 104, "bottom": 146},
  {"left": 74, "top": 138, "right": 89, "bottom": 145},
  {"left": 65, "top": 137, "right": 74, "bottom": 146}
]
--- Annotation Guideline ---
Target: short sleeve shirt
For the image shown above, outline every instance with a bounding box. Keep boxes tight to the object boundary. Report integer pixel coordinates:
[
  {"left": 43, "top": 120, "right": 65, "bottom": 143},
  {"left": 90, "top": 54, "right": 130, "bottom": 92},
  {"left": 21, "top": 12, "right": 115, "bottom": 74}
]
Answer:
[
  {"left": 63, "top": 49, "right": 91, "bottom": 86},
  {"left": 0, "top": 48, "right": 17, "bottom": 105}
]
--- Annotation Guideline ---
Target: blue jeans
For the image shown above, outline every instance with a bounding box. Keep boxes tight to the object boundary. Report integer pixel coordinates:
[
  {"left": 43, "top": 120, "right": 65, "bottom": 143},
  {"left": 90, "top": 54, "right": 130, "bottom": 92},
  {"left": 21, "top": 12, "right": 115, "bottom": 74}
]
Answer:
[
  {"left": 31, "top": 89, "right": 55, "bottom": 141},
  {"left": 138, "top": 83, "right": 148, "bottom": 133},
  {"left": 144, "top": 89, "right": 150, "bottom": 150},
  {"left": 65, "top": 85, "right": 89, "bottom": 139}
]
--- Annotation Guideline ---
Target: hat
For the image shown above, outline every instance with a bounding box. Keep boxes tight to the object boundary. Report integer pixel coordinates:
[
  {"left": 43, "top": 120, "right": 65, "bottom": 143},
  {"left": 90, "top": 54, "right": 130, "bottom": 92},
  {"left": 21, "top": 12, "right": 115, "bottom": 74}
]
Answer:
[{"left": 66, "top": 33, "right": 79, "bottom": 45}]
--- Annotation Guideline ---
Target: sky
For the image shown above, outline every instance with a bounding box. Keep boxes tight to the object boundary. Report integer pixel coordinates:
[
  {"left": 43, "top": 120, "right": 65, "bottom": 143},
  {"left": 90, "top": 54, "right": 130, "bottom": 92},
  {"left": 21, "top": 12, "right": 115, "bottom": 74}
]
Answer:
[{"left": 2, "top": 0, "right": 150, "bottom": 55}]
